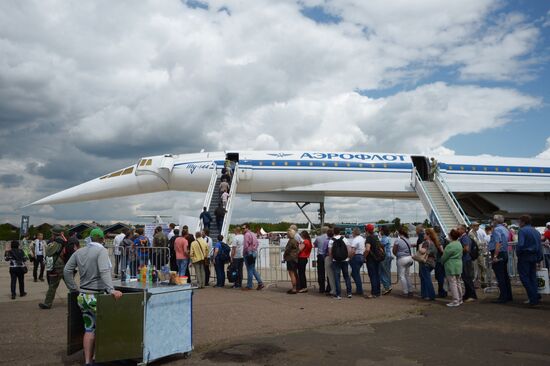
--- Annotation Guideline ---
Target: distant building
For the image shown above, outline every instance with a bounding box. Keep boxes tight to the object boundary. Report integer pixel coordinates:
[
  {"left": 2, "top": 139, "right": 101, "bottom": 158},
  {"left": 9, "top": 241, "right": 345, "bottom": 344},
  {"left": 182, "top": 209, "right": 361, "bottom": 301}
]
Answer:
[{"left": 104, "top": 222, "right": 131, "bottom": 238}]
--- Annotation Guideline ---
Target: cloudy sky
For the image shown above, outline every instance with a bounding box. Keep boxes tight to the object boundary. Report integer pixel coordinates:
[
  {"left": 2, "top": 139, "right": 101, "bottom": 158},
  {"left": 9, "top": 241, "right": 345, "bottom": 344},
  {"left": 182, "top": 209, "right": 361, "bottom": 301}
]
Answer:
[{"left": 1, "top": 0, "right": 549, "bottom": 227}]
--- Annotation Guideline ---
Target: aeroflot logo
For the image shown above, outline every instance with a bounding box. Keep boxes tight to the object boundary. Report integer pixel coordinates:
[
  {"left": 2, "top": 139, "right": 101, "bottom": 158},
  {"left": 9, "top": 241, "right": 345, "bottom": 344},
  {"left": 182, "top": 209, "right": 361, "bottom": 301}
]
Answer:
[{"left": 300, "top": 152, "right": 407, "bottom": 161}]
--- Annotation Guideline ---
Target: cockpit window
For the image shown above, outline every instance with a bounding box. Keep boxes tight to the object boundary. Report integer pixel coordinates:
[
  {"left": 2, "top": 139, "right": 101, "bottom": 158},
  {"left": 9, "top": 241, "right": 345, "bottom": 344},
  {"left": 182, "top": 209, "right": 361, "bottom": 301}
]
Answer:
[
  {"left": 146, "top": 159, "right": 153, "bottom": 166},
  {"left": 121, "top": 167, "right": 134, "bottom": 175},
  {"left": 108, "top": 170, "right": 123, "bottom": 177}
]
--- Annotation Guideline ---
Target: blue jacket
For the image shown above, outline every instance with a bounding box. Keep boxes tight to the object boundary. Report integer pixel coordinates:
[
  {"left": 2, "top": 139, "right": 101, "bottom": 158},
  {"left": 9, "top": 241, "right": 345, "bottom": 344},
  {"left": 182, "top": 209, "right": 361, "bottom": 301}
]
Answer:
[{"left": 516, "top": 225, "right": 542, "bottom": 257}]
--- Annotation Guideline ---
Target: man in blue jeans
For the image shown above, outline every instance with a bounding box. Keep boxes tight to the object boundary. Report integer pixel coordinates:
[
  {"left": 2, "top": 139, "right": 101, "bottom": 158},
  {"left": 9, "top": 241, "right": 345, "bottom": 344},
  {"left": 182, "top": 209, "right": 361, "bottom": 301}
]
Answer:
[
  {"left": 329, "top": 227, "right": 352, "bottom": 299},
  {"left": 349, "top": 228, "right": 365, "bottom": 296},
  {"left": 212, "top": 235, "right": 227, "bottom": 287},
  {"left": 242, "top": 224, "right": 264, "bottom": 291},
  {"left": 489, "top": 215, "right": 513, "bottom": 304},
  {"left": 516, "top": 215, "right": 542, "bottom": 307},
  {"left": 364, "top": 224, "right": 381, "bottom": 298}
]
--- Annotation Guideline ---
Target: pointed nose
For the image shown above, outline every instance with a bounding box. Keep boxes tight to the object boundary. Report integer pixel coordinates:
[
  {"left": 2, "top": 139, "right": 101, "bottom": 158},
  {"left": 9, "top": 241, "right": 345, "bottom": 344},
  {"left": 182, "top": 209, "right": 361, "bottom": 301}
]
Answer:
[{"left": 29, "top": 164, "right": 170, "bottom": 206}]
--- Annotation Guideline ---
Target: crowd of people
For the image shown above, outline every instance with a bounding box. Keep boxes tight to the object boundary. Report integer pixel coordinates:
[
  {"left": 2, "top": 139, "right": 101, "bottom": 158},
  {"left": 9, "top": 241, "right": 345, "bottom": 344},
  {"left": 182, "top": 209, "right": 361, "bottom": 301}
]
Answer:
[
  {"left": 300, "top": 214, "right": 547, "bottom": 307},
  {"left": 2, "top": 214, "right": 549, "bottom": 365}
]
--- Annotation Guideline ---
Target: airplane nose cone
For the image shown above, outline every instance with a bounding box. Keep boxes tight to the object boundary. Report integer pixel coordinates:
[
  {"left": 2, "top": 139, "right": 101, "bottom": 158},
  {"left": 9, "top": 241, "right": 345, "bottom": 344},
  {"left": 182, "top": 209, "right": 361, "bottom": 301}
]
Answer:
[{"left": 28, "top": 165, "right": 169, "bottom": 206}]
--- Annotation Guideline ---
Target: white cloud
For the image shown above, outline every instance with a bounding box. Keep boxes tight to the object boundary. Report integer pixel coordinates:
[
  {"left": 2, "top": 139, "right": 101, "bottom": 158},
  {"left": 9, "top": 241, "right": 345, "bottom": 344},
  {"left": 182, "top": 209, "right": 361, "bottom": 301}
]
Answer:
[
  {"left": 0, "top": 0, "right": 546, "bottom": 225},
  {"left": 214, "top": 82, "right": 540, "bottom": 153},
  {"left": 537, "top": 137, "right": 550, "bottom": 160}
]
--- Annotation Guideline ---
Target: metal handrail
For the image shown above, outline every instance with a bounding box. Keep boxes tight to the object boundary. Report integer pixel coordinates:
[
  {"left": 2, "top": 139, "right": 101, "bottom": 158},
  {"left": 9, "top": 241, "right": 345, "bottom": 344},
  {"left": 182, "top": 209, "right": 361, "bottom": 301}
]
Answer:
[
  {"left": 411, "top": 167, "right": 448, "bottom": 234},
  {"left": 197, "top": 165, "right": 218, "bottom": 233},
  {"left": 220, "top": 163, "right": 239, "bottom": 239},
  {"left": 435, "top": 172, "right": 471, "bottom": 226}
]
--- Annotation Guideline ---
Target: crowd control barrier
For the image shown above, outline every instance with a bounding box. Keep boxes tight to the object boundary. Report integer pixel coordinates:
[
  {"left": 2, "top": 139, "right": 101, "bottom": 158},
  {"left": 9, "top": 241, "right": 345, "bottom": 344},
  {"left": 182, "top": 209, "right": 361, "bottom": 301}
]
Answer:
[
  {"left": 119, "top": 246, "right": 171, "bottom": 279},
  {"left": 255, "top": 245, "right": 399, "bottom": 290}
]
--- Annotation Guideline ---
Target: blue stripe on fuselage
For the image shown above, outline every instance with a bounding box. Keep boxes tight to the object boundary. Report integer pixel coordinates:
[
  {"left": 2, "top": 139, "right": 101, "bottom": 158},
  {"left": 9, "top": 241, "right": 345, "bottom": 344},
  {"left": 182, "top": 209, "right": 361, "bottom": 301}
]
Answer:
[{"left": 172, "top": 159, "right": 550, "bottom": 177}]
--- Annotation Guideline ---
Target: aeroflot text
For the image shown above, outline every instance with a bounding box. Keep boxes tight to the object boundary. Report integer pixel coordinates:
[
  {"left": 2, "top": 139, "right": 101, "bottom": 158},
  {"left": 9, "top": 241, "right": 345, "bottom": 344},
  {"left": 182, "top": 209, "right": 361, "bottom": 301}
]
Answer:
[{"left": 300, "top": 153, "right": 407, "bottom": 161}]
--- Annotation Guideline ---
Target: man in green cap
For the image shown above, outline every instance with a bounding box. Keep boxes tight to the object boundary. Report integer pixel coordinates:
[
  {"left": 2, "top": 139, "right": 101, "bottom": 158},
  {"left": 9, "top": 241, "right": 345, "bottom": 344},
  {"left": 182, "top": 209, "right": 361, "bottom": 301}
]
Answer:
[
  {"left": 64, "top": 228, "right": 122, "bottom": 366},
  {"left": 39, "top": 225, "right": 70, "bottom": 309}
]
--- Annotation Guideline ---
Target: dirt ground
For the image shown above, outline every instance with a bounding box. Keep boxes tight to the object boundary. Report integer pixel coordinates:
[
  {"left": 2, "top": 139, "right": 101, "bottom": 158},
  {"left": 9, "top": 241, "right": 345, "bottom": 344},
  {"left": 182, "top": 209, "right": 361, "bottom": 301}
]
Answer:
[{"left": 0, "top": 268, "right": 548, "bottom": 365}]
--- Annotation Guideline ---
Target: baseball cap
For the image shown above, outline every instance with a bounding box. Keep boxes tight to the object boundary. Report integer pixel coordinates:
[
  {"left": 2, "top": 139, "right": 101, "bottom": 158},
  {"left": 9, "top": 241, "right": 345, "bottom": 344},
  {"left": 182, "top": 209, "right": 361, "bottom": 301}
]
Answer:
[
  {"left": 365, "top": 224, "right": 375, "bottom": 233},
  {"left": 90, "top": 228, "right": 104, "bottom": 238},
  {"left": 51, "top": 225, "right": 64, "bottom": 234}
]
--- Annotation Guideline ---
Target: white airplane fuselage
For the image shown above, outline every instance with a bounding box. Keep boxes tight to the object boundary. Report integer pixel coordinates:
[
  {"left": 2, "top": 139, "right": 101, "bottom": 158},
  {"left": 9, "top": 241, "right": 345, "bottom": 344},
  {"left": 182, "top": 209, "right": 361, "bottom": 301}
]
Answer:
[{"left": 31, "top": 150, "right": 550, "bottom": 222}]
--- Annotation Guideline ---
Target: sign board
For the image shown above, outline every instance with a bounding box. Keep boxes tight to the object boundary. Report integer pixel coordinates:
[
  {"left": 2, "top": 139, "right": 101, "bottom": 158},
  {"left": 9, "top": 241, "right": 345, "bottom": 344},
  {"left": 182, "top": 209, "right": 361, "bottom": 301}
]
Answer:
[{"left": 20, "top": 215, "right": 30, "bottom": 237}]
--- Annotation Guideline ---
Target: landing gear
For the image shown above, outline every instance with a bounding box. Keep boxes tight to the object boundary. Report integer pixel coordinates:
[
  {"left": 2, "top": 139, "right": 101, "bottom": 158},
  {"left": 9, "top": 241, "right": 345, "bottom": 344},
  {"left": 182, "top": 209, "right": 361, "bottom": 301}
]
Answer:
[{"left": 294, "top": 202, "right": 326, "bottom": 231}]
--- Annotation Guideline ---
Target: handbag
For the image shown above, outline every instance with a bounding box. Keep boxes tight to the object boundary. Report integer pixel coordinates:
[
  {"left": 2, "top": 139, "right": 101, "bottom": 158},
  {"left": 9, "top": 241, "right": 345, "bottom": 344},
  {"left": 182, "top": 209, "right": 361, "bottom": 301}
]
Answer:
[
  {"left": 412, "top": 244, "right": 428, "bottom": 263},
  {"left": 22, "top": 264, "right": 28, "bottom": 274}
]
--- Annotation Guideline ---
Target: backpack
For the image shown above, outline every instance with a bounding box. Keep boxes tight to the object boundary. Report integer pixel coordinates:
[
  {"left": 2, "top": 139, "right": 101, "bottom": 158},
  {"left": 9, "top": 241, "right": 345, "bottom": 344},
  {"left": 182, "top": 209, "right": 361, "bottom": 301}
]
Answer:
[
  {"left": 62, "top": 237, "right": 80, "bottom": 262},
  {"left": 226, "top": 262, "right": 237, "bottom": 283},
  {"left": 367, "top": 235, "right": 385, "bottom": 262},
  {"left": 331, "top": 237, "right": 348, "bottom": 262},
  {"left": 218, "top": 243, "right": 231, "bottom": 263},
  {"left": 469, "top": 237, "right": 480, "bottom": 261}
]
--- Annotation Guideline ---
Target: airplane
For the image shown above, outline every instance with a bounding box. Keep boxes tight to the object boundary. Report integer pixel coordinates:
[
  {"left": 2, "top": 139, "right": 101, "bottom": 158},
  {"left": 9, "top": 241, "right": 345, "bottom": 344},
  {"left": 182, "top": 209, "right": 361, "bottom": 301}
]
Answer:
[{"left": 29, "top": 151, "right": 550, "bottom": 233}]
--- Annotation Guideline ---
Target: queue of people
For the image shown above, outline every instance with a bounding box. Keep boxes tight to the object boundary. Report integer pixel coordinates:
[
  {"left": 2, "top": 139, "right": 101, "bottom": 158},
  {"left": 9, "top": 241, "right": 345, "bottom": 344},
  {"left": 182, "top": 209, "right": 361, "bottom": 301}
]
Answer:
[
  {"left": 308, "top": 214, "right": 546, "bottom": 307},
  {"left": 4, "top": 215, "right": 549, "bottom": 308}
]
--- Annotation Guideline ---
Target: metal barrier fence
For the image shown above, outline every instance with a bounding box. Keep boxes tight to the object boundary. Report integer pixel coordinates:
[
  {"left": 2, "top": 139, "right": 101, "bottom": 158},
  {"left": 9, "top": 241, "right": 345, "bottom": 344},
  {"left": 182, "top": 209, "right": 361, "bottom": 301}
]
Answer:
[
  {"left": 119, "top": 246, "right": 170, "bottom": 279},
  {"left": 255, "top": 246, "right": 400, "bottom": 290}
]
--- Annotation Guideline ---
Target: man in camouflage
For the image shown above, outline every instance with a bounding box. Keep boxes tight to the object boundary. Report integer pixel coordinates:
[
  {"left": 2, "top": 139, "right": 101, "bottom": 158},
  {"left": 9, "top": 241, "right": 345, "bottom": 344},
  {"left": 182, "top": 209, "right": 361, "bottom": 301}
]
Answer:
[{"left": 39, "top": 225, "right": 70, "bottom": 309}]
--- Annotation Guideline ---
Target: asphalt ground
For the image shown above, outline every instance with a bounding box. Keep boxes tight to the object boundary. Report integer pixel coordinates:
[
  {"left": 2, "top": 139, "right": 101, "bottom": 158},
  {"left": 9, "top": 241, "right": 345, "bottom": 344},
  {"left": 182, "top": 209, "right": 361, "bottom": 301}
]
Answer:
[{"left": 0, "top": 269, "right": 548, "bottom": 365}]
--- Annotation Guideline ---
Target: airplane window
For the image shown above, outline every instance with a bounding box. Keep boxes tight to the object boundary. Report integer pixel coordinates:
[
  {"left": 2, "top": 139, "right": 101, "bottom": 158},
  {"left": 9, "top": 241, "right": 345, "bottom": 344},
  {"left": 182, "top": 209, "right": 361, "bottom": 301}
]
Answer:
[
  {"left": 139, "top": 160, "right": 147, "bottom": 167},
  {"left": 121, "top": 167, "right": 134, "bottom": 175},
  {"left": 359, "top": 163, "right": 363, "bottom": 168},
  {"left": 495, "top": 167, "right": 499, "bottom": 171},
  {"left": 271, "top": 162, "right": 276, "bottom": 166},
  {"left": 297, "top": 162, "right": 301, "bottom": 166},
  {"left": 309, "top": 162, "right": 313, "bottom": 166},
  {"left": 100, "top": 175, "right": 108, "bottom": 180},
  {"left": 109, "top": 170, "right": 123, "bottom": 177},
  {"left": 146, "top": 159, "right": 152, "bottom": 166},
  {"left": 541, "top": 169, "right": 545, "bottom": 173},
  {"left": 284, "top": 162, "right": 288, "bottom": 166},
  {"left": 259, "top": 161, "right": 263, "bottom": 166},
  {"left": 334, "top": 162, "right": 338, "bottom": 167}
]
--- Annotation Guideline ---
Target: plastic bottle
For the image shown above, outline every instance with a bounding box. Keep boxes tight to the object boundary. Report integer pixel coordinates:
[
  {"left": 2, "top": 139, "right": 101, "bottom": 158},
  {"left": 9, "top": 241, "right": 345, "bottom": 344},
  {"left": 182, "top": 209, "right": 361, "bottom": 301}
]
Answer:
[
  {"left": 126, "top": 264, "right": 131, "bottom": 281},
  {"left": 147, "top": 260, "right": 152, "bottom": 283},
  {"left": 140, "top": 265, "right": 147, "bottom": 283}
]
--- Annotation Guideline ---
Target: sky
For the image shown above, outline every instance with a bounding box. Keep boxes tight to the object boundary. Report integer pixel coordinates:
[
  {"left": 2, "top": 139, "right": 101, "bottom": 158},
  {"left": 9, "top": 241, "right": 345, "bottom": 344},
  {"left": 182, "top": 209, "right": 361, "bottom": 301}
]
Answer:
[{"left": 0, "top": 0, "right": 549, "bottom": 227}]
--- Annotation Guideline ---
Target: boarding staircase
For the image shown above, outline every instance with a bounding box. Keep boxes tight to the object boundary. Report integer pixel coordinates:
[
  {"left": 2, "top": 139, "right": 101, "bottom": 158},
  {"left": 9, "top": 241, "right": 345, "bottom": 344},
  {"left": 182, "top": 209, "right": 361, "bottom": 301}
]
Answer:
[
  {"left": 411, "top": 168, "right": 470, "bottom": 234},
  {"left": 197, "top": 163, "right": 239, "bottom": 240}
]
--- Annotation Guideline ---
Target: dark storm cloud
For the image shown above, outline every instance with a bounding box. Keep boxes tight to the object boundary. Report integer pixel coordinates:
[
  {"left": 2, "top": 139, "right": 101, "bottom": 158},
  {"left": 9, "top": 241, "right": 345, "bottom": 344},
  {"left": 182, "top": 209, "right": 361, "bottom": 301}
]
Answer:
[
  {"left": 0, "top": 174, "right": 24, "bottom": 188},
  {"left": 75, "top": 136, "right": 212, "bottom": 160}
]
